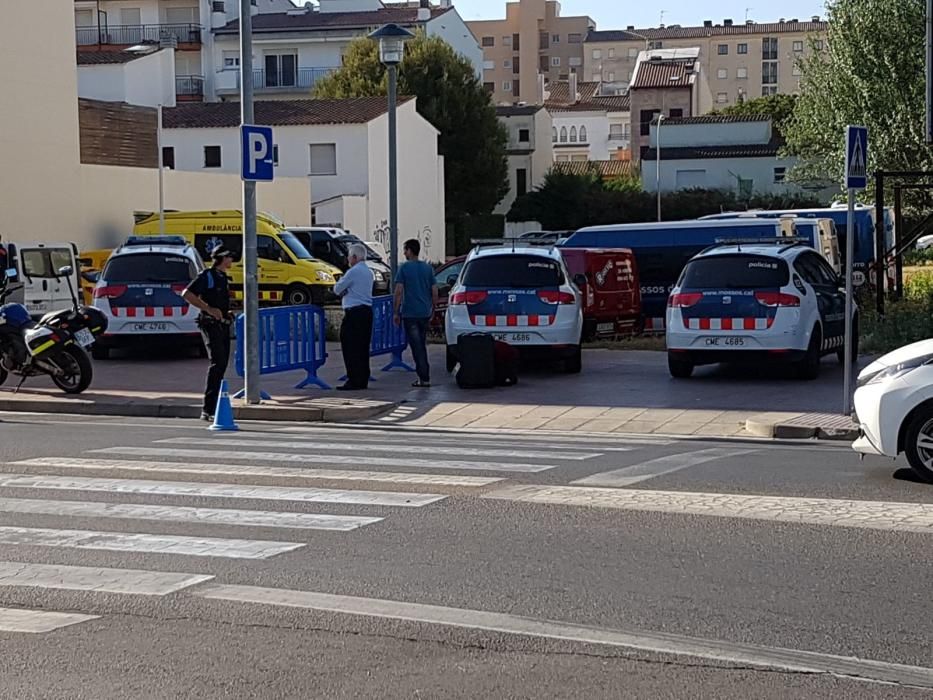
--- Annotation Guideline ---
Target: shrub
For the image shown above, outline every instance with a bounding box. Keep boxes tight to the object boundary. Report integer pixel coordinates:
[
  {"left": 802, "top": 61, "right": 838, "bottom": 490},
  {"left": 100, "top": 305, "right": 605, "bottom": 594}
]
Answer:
[{"left": 861, "top": 270, "right": 933, "bottom": 354}]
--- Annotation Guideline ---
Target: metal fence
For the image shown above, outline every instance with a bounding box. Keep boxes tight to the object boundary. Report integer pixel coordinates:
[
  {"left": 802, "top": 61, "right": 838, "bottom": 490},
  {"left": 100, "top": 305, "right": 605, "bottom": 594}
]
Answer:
[{"left": 76, "top": 23, "right": 202, "bottom": 47}]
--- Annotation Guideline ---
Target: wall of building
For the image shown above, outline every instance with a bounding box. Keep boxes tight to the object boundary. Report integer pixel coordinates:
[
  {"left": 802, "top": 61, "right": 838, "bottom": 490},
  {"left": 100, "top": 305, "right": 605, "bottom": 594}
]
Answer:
[
  {"left": 659, "top": 121, "right": 771, "bottom": 147},
  {"left": 551, "top": 110, "right": 613, "bottom": 160},
  {"left": 427, "top": 11, "right": 483, "bottom": 79},
  {"left": 641, "top": 155, "right": 799, "bottom": 195},
  {"left": 78, "top": 49, "right": 178, "bottom": 109},
  {"left": 628, "top": 88, "right": 694, "bottom": 160}
]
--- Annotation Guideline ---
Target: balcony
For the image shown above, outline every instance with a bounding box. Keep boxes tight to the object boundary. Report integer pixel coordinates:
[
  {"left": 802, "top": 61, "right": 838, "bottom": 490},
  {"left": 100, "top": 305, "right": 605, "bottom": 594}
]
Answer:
[
  {"left": 76, "top": 24, "right": 202, "bottom": 48},
  {"left": 215, "top": 67, "right": 337, "bottom": 94},
  {"left": 176, "top": 75, "right": 204, "bottom": 101}
]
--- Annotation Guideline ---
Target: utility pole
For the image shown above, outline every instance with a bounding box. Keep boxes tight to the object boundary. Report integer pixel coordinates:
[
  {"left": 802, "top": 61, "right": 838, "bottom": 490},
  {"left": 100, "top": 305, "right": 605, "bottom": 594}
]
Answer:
[
  {"left": 157, "top": 104, "right": 165, "bottom": 236},
  {"left": 656, "top": 114, "right": 664, "bottom": 221}
]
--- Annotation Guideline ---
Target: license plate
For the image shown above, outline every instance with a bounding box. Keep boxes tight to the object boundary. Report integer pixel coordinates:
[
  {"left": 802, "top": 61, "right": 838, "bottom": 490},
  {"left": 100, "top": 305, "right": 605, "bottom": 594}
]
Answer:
[
  {"left": 596, "top": 322, "right": 615, "bottom": 332},
  {"left": 75, "top": 328, "right": 95, "bottom": 347},
  {"left": 704, "top": 336, "right": 746, "bottom": 347},
  {"left": 493, "top": 333, "right": 532, "bottom": 343},
  {"left": 132, "top": 322, "right": 168, "bottom": 332}
]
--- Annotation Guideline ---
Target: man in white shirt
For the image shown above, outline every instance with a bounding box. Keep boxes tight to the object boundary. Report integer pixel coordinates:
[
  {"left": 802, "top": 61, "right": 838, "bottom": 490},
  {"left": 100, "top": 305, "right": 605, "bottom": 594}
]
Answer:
[{"left": 333, "top": 243, "right": 374, "bottom": 391}]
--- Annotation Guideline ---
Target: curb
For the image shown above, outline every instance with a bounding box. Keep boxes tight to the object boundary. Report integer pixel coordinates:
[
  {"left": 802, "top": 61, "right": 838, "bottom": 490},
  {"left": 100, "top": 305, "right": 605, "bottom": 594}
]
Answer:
[
  {"left": 0, "top": 397, "right": 397, "bottom": 424},
  {"left": 745, "top": 414, "right": 859, "bottom": 441}
]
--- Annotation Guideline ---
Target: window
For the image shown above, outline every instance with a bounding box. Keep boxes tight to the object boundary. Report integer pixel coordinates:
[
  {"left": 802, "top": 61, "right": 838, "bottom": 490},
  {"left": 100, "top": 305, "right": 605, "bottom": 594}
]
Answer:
[
  {"left": 560, "top": 126, "right": 568, "bottom": 142},
  {"left": 717, "top": 68, "right": 728, "bottom": 79},
  {"left": 628, "top": 48, "right": 639, "bottom": 59},
  {"left": 762, "top": 86, "right": 778, "bottom": 96},
  {"left": 518, "top": 128, "right": 530, "bottom": 143},
  {"left": 539, "top": 32, "right": 549, "bottom": 50},
  {"left": 513, "top": 56, "right": 520, "bottom": 73},
  {"left": 503, "top": 59, "right": 511, "bottom": 68},
  {"left": 463, "top": 255, "right": 563, "bottom": 288},
  {"left": 716, "top": 92, "right": 728, "bottom": 104},
  {"left": 569, "top": 126, "right": 578, "bottom": 142},
  {"left": 607, "top": 71, "right": 615, "bottom": 81},
  {"left": 552, "top": 34, "right": 560, "bottom": 43},
  {"left": 579, "top": 125, "right": 587, "bottom": 142},
  {"left": 539, "top": 55, "right": 550, "bottom": 71},
  {"left": 681, "top": 255, "right": 789, "bottom": 289},
  {"left": 482, "top": 60, "right": 494, "bottom": 70},
  {"left": 309, "top": 143, "right": 337, "bottom": 176},
  {"left": 203, "top": 146, "right": 221, "bottom": 168},
  {"left": 718, "top": 44, "right": 728, "bottom": 55},
  {"left": 503, "top": 35, "right": 511, "bottom": 46},
  {"left": 102, "top": 253, "right": 197, "bottom": 284},
  {"left": 569, "top": 57, "right": 582, "bottom": 67},
  {"left": 762, "top": 61, "right": 778, "bottom": 84},
  {"left": 516, "top": 168, "right": 528, "bottom": 197},
  {"left": 623, "top": 123, "right": 631, "bottom": 139},
  {"left": 737, "top": 43, "right": 748, "bottom": 54},
  {"left": 481, "top": 36, "right": 494, "bottom": 47},
  {"left": 640, "top": 108, "right": 660, "bottom": 135},
  {"left": 556, "top": 155, "right": 570, "bottom": 162},
  {"left": 648, "top": 40, "right": 663, "bottom": 50},
  {"left": 608, "top": 48, "right": 615, "bottom": 58},
  {"left": 789, "top": 40, "right": 803, "bottom": 53},
  {"left": 22, "top": 248, "right": 77, "bottom": 279},
  {"left": 257, "top": 235, "right": 289, "bottom": 263},
  {"left": 502, "top": 80, "right": 512, "bottom": 91},
  {"left": 512, "top": 79, "right": 520, "bottom": 95},
  {"left": 774, "top": 167, "right": 787, "bottom": 183},
  {"left": 551, "top": 56, "right": 561, "bottom": 66},
  {"left": 483, "top": 82, "right": 495, "bottom": 93},
  {"left": 568, "top": 33, "right": 583, "bottom": 43},
  {"left": 609, "top": 124, "right": 624, "bottom": 140},
  {"left": 162, "top": 146, "right": 175, "bottom": 170},
  {"left": 165, "top": 6, "right": 199, "bottom": 23},
  {"left": 593, "top": 49, "right": 602, "bottom": 59},
  {"left": 264, "top": 52, "right": 297, "bottom": 87},
  {"left": 814, "top": 39, "right": 824, "bottom": 50},
  {"left": 669, "top": 108, "right": 683, "bottom": 118},
  {"left": 762, "top": 37, "right": 778, "bottom": 60},
  {"left": 222, "top": 51, "right": 240, "bottom": 69},
  {"left": 552, "top": 127, "right": 558, "bottom": 142},
  {"left": 512, "top": 34, "right": 520, "bottom": 50},
  {"left": 737, "top": 67, "right": 748, "bottom": 79}
]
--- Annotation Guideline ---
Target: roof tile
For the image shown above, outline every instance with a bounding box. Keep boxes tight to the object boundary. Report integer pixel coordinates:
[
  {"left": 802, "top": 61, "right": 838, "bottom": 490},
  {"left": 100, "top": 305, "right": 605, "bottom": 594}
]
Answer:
[
  {"left": 163, "top": 98, "right": 409, "bottom": 129},
  {"left": 544, "top": 81, "right": 630, "bottom": 112},
  {"left": 631, "top": 60, "right": 696, "bottom": 89},
  {"left": 552, "top": 160, "right": 634, "bottom": 178}
]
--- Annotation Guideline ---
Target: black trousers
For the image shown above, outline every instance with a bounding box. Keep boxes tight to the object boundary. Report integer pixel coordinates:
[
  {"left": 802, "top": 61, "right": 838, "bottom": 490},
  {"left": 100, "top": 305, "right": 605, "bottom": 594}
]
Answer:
[
  {"left": 340, "top": 305, "right": 373, "bottom": 389},
  {"left": 201, "top": 322, "right": 231, "bottom": 414}
]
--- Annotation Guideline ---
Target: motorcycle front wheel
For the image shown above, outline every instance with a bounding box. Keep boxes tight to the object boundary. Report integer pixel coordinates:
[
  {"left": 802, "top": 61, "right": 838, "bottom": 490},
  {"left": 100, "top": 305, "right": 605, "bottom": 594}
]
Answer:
[{"left": 50, "top": 345, "right": 93, "bottom": 394}]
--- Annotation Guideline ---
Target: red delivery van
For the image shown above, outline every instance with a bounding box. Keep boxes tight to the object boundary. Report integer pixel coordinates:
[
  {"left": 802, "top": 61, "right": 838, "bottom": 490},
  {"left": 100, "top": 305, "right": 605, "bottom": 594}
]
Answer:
[{"left": 559, "top": 248, "right": 642, "bottom": 340}]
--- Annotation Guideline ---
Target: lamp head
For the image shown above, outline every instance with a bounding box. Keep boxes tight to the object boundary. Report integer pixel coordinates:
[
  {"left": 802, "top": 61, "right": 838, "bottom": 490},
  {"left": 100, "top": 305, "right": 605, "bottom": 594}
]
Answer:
[{"left": 369, "top": 23, "right": 415, "bottom": 66}]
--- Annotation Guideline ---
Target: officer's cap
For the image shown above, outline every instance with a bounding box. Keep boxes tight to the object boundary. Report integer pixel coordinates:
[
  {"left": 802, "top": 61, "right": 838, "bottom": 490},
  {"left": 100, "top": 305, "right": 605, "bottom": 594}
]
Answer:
[{"left": 211, "top": 245, "right": 235, "bottom": 261}]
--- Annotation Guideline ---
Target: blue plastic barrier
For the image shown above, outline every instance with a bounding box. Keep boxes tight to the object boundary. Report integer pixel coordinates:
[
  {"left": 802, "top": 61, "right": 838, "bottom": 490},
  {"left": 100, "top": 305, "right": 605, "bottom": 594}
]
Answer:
[
  {"left": 233, "top": 304, "right": 330, "bottom": 399},
  {"left": 338, "top": 295, "right": 414, "bottom": 381}
]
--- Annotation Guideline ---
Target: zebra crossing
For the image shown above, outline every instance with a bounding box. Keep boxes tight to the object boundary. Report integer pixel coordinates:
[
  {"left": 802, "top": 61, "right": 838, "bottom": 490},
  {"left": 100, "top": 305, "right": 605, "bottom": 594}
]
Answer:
[{"left": 0, "top": 424, "right": 628, "bottom": 633}]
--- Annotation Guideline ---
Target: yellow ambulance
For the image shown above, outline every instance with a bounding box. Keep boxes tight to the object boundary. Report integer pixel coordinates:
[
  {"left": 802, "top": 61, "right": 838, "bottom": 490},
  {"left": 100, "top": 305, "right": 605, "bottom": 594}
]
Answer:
[{"left": 132, "top": 210, "right": 342, "bottom": 305}]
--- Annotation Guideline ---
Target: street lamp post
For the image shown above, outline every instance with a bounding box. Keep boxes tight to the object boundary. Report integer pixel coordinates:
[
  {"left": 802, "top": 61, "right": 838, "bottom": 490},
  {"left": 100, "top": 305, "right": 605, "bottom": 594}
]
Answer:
[
  {"left": 369, "top": 23, "right": 414, "bottom": 283},
  {"left": 656, "top": 113, "right": 664, "bottom": 222}
]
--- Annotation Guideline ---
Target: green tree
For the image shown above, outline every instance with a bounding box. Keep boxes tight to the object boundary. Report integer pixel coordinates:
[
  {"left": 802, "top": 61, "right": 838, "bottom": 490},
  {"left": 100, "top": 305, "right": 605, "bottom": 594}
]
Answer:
[
  {"left": 711, "top": 94, "right": 798, "bottom": 134},
  {"left": 314, "top": 34, "right": 508, "bottom": 219},
  {"left": 784, "top": 0, "right": 933, "bottom": 200}
]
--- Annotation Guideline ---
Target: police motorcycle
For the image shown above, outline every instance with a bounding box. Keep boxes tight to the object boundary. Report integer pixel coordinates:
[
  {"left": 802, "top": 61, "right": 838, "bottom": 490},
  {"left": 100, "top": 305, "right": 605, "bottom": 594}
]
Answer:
[{"left": 0, "top": 265, "right": 107, "bottom": 394}]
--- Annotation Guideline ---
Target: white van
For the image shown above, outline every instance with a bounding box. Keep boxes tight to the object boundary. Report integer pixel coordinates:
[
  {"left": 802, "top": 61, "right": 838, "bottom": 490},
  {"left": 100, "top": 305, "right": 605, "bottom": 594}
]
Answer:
[{"left": 2, "top": 242, "right": 80, "bottom": 317}]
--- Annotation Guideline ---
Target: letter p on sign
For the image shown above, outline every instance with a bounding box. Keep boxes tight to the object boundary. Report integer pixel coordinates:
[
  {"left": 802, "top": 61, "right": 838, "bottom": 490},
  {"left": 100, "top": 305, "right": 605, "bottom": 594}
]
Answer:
[{"left": 240, "top": 124, "right": 275, "bottom": 182}]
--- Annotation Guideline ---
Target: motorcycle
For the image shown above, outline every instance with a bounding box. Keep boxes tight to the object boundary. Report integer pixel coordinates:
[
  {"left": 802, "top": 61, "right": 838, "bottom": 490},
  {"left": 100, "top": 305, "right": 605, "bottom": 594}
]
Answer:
[{"left": 0, "top": 264, "right": 107, "bottom": 394}]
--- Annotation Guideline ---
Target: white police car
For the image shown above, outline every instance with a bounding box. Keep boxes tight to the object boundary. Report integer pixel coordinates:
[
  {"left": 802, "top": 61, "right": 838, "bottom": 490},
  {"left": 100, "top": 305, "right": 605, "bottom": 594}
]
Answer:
[
  {"left": 445, "top": 243, "right": 585, "bottom": 373},
  {"left": 91, "top": 236, "right": 204, "bottom": 359},
  {"left": 665, "top": 241, "right": 855, "bottom": 379}
]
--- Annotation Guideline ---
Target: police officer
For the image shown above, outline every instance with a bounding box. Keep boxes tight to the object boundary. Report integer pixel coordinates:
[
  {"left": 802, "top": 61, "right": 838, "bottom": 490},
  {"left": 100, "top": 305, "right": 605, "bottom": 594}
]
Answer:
[{"left": 183, "top": 245, "right": 234, "bottom": 421}]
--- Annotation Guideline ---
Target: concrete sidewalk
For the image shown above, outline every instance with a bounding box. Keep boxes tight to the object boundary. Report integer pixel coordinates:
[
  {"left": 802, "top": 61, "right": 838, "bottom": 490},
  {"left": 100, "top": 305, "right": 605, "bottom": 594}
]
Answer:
[{"left": 0, "top": 344, "right": 861, "bottom": 439}]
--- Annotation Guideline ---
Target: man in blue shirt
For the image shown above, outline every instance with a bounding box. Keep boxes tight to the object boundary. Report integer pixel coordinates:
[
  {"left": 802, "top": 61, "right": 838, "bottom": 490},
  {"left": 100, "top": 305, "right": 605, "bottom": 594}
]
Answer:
[
  {"left": 333, "top": 243, "right": 374, "bottom": 390},
  {"left": 394, "top": 239, "right": 438, "bottom": 387}
]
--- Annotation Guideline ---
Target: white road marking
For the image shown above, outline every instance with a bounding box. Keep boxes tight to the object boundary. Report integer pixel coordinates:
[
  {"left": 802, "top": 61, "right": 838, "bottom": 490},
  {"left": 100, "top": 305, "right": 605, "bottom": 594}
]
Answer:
[
  {"left": 195, "top": 584, "right": 933, "bottom": 689},
  {"left": 0, "top": 561, "right": 212, "bottom": 596},
  {"left": 571, "top": 448, "right": 755, "bottom": 487},
  {"left": 159, "top": 436, "right": 602, "bottom": 462},
  {"left": 0, "top": 525, "right": 303, "bottom": 560},
  {"left": 484, "top": 485, "right": 933, "bottom": 534},
  {"left": 0, "top": 607, "right": 99, "bottom": 633},
  {"left": 0, "top": 496, "right": 382, "bottom": 532},
  {"left": 12, "top": 457, "right": 503, "bottom": 488},
  {"left": 94, "top": 446, "right": 552, "bottom": 474},
  {"left": 0, "top": 473, "right": 445, "bottom": 508}
]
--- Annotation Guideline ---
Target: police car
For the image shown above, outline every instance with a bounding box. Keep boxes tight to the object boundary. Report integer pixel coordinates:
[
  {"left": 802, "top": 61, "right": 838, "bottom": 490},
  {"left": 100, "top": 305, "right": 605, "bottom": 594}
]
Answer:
[
  {"left": 91, "top": 236, "right": 204, "bottom": 359},
  {"left": 665, "top": 240, "right": 855, "bottom": 379},
  {"left": 445, "top": 242, "right": 585, "bottom": 373}
]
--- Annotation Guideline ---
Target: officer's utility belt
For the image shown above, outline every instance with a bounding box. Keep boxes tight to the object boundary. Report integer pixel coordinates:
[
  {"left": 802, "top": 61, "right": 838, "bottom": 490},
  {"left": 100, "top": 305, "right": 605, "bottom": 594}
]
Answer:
[{"left": 197, "top": 314, "right": 231, "bottom": 329}]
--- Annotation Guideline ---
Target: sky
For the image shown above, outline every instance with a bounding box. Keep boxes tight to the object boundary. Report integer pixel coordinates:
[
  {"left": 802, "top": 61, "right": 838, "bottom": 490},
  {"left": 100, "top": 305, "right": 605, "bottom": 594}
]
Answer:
[{"left": 456, "top": 0, "right": 828, "bottom": 29}]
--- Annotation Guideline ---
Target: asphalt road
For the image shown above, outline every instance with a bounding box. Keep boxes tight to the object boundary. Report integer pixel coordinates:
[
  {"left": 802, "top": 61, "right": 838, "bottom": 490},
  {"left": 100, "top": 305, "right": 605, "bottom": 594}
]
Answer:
[{"left": 0, "top": 411, "right": 930, "bottom": 698}]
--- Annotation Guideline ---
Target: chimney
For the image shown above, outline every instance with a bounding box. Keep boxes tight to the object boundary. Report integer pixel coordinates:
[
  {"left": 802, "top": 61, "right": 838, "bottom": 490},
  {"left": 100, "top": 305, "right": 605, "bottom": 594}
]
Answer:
[
  {"left": 779, "top": 18, "right": 785, "bottom": 23},
  {"left": 812, "top": 14, "right": 820, "bottom": 22},
  {"left": 569, "top": 73, "right": 579, "bottom": 103},
  {"left": 627, "top": 25, "right": 635, "bottom": 31},
  {"left": 537, "top": 74, "right": 546, "bottom": 103},
  {"left": 789, "top": 17, "right": 798, "bottom": 23},
  {"left": 417, "top": 0, "right": 430, "bottom": 21},
  {"left": 703, "top": 20, "right": 712, "bottom": 27},
  {"left": 723, "top": 18, "right": 733, "bottom": 26}
]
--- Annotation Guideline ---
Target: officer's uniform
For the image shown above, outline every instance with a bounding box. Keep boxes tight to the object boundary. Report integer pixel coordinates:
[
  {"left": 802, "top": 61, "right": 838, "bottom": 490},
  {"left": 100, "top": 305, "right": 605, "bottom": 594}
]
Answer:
[{"left": 184, "top": 259, "right": 232, "bottom": 417}]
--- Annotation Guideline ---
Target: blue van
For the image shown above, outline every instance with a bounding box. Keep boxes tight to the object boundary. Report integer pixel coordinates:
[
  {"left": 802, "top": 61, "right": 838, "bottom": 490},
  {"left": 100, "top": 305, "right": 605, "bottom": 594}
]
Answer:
[
  {"left": 701, "top": 205, "right": 894, "bottom": 288},
  {"left": 561, "top": 219, "right": 795, "bottom": 330}
]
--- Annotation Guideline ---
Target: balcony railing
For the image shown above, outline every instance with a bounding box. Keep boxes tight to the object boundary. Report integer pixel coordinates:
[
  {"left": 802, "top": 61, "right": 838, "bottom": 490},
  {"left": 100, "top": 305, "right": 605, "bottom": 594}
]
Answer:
[
  {"left": 215, "top": 67, "right": 337, "bottom": 93},
  {"left": 76, "top": 23, "right": 203, "bottom": 47},
  {"left": 176, "top": 75, "right": 204, "bottom": 98}
]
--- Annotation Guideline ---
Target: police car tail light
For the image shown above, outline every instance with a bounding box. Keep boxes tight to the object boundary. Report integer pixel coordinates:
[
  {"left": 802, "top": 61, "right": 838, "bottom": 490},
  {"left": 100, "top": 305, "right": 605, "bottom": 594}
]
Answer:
[
  {"left": 93, "top": 285, "right": 127, "bottom": 299},
  {"left": 754, "top": 291, "right": 800, "bottom": 307},
  {"left": 450, "top": 290, "right": 488, "bottom": 305},
  {"left": 537, "top": 290, "right": 575, "bottom": 305},
  {"left": 667, "top": 292, "right": 703, "bottom": 308},
  {"left": 171, "top": 283, "right": 188, "bottom": 294}
]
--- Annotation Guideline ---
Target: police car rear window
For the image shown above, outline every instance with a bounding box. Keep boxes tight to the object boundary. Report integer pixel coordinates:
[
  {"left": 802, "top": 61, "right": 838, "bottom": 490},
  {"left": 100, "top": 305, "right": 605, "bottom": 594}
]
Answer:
[
  {"left": 462, "top": 255, "right": 563, "bottom": 288},
  {"left": 103, "top": 254, "right": 196, "bottom": 284},
  {"left": 680, "top": 255, "right": 789, "bottom": 289}
]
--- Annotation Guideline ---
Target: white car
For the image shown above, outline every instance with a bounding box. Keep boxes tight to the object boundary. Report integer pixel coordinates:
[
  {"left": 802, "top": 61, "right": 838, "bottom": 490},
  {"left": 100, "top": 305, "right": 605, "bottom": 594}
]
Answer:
[
  {"left": 444, "top": 244, "right": 584, "bottom": 373},
  {"left": 666, "top": 241, "right": 855, "bottom": 379},
  {"left": 91, "top": 236, "right": 204, "bottom": 359},
  {"left": 852, "top": 339, "right": 933, "bottom": 482}
]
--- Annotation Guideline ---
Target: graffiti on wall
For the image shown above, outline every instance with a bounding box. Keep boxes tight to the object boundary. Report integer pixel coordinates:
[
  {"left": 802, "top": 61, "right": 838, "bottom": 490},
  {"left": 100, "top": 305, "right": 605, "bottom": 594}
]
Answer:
[{"left": 369, "top": 222, "right": 435, "bottom": 260}]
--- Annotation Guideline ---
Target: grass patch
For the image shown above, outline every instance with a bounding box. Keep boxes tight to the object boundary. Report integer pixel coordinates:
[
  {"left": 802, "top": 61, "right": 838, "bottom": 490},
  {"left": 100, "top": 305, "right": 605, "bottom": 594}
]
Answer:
[{"left": 861, "top": 269, "right": 933, "bottom": 354}]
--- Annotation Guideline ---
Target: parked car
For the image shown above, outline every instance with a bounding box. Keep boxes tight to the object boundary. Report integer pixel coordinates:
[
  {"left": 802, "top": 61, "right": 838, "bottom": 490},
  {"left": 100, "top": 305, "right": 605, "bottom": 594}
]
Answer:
[
  {"left": 90, "top": 236, "right": 204, "bottom": 359},
  {"left": 444, "top": 243, "right": 584, "bottom": 373},
  {"left": 915, "top": 234, "right": 933, "bottom": 251},
  {"left": 853, "top": 338, "right": 933, "bottom": 482},
  {"left": 1, "top": 241, "right": 81, "bottom": 318},
  {"left": 665, "top": 240, "right": 856, "bottom": 379},
  {"left": 287, "top": 227, "right": 391, "bottom": 296}
]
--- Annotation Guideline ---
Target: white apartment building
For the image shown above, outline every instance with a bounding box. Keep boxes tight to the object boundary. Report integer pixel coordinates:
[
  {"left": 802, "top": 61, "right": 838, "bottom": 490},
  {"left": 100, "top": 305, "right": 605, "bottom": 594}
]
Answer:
[
  {"left": 493, "top": 105, "right": 553, "bottom": 215},
  {"left": 161, "top": 97, "right": 447, "bottom": 262},
  {"left": 544, "top": 77, "right": 629, "bottom": 162}
]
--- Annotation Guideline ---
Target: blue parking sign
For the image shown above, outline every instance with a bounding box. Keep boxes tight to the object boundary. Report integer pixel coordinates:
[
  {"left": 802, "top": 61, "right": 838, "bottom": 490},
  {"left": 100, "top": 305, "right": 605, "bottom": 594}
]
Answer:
[
  {"left": 845, "top": 125, "right": 868, "bottom": 190},
  {"left": 241, "top": 124, "right": 274, "bottom": 182}
]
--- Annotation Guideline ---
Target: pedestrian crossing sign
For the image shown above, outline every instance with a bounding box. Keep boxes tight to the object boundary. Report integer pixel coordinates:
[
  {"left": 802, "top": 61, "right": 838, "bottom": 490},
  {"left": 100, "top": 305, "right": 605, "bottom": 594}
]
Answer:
[{"left": 845, "top": 125, "right": 868, "bottom": 189}]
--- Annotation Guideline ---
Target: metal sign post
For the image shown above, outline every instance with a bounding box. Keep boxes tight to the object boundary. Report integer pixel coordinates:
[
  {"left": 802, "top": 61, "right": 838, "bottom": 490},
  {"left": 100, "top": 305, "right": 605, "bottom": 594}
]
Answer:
[{"left": 843, "top": 125, "right": 868, "bottom": 416}]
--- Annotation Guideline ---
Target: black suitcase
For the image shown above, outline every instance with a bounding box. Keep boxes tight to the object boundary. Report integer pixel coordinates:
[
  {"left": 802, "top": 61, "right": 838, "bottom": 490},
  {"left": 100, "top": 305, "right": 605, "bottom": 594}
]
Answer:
[{"left": 456, "top": 333, "right": 497, "bottom": 389}]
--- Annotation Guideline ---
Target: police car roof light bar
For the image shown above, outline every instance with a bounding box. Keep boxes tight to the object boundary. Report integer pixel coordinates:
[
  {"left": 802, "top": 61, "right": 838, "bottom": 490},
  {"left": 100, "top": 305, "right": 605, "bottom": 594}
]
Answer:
[
  {"left": 699, "top": 237, "right": 809, "bottom": 255},
  {"left": 123, "top": 235, "right": 188, "bottom": 248}
]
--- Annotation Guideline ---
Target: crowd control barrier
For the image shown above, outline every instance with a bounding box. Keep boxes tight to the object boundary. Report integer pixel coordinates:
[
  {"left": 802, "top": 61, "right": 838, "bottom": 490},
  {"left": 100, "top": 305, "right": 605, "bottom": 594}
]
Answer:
[
  {"left": 233, "top": 304, "right": 330, "bottom": 399},
  {"left": 339, "top": 295, "right": 414, "bottom": 382}
]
